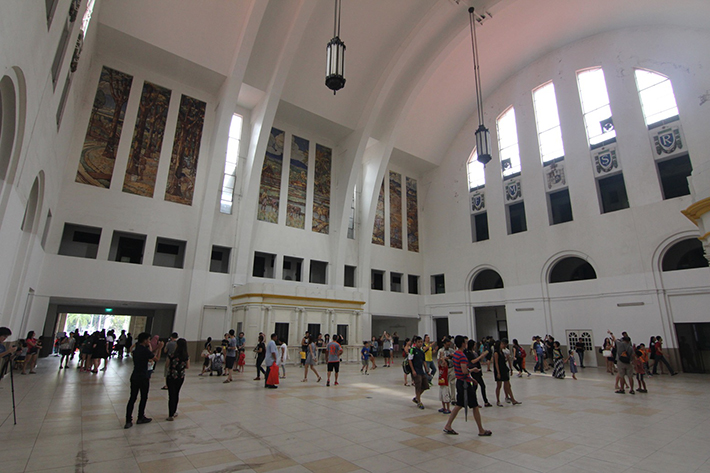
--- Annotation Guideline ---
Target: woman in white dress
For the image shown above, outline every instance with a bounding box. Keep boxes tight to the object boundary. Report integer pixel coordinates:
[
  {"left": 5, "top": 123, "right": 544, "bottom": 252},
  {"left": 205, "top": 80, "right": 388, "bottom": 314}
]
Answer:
[{"left": 302, "top": 335, "right": 321, "bottom": 382}]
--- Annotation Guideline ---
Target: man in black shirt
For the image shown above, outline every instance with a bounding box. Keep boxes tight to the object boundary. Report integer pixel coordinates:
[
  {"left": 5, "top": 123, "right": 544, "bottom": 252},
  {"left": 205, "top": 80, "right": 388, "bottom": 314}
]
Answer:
[
  {"left": 125, "top": 332, "right": 159, "bottom": 429},
  {"left": 408, "top": 336, "right": 429, "bottom": 409}
]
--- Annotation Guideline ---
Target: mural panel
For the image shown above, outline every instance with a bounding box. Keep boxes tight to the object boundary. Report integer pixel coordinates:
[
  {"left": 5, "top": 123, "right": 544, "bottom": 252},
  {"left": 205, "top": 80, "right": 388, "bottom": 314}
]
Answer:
[
  {"left": 389, "top": 171, "right": 403, "bottom": 249},
  {"left": 312, "top": 144, "right": 331, "bottom": 234},
  {"left": 76, "top": 66, "right": 133, "bottom": 188},
  {"left": 257, "top": 127, "right": 285, "bottom": 223},
  {"left": 123, "top": 81, "right": 171, "bottom": 197},
  {"left": 286, "top": 135, "right": 309, "bottom": 228},
  {"left": 164, "top": 94, "right": 206, "bottom": 205},
  {"left": 372, "top": 179, "right": 385, "bottom": 245},
  {"left": 406, "top": 177, "right": 419, "bottom": 253}
]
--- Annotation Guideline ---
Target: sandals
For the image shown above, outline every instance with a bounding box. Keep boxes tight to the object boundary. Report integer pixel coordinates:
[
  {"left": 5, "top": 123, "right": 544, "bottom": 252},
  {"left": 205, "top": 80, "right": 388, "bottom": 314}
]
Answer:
[
  {"left": 511, "top": 401, "right": 522, "bottom": 405},
  {"left": 484, "top": 402, "right": 492, "bottom": 407},
  {"left": 478, "top": 430, "right": 493, "bottom": 436},
  {"left": 317, "top": 377, "right": 322, "bottom": 383},
  {"left": 496, "top": 402, "right": 503, "bottom": 407},
  {"left": 443, "top": 428, "right": 459, "bottom": 435},
  {"left": 302, "top": 379, "right": 307, "bottom": 382}
]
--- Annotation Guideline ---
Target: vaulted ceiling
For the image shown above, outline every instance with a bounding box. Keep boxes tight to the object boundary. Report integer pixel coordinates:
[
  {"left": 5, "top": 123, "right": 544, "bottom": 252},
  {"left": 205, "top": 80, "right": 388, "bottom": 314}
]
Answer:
[{"left": 96, "top": 0, "right": 710, "bottom": 168}]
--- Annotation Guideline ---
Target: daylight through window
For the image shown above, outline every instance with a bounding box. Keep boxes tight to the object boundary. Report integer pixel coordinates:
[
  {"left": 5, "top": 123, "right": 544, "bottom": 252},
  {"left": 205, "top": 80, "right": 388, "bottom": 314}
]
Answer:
[
  {"left": 635, "top": 69, "right": 679, "bottom": 127},
  {"left": 532, "top": 82, "right": 564, "bottom": 163},
  {"left": 220, "top": 114, "right": 243, "bottom": 214},
  {"left": 467, "top": 149, "right": 485, "bottom": 190},
  {"left": 497, "top": 107, "right": 521, "bottom": 178},
  {"left": 577, "top": 68, "right": 615, "bottom": 147}
]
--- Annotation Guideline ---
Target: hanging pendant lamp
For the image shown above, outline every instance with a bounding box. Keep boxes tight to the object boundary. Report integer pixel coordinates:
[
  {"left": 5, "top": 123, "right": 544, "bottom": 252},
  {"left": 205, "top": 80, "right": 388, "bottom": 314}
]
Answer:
[
  {"left": 325, "top": 0, "right": 346, "bottom": 94},
  {"left": 468, "top": 7, "right": 492, "bottom": 166}
]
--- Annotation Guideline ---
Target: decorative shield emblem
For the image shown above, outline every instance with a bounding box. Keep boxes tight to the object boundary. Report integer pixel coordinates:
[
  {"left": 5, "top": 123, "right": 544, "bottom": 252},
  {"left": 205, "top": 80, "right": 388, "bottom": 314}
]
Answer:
[
  {"left": 653, "top": 127, "right": 682, "bottom": 155},
  {"left": 594, "top": 149, "right": 618, "bottom": 174},
  {"left": 471, "top": 192, "right": 485, "bottom": 212},
  {"left": 505, "top": 180, "right": 521, "bottom": 201},
  {"left": 546, "top": 162, "right": 566, "bottom": 189}
]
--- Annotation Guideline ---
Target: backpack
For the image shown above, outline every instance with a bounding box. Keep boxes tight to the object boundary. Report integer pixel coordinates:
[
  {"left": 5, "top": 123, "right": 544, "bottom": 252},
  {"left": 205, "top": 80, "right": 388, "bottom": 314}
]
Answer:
[
  {"left": 618, "top": 347, "right": 630, "bottom": 364},
  {"left": 402, "top": 359, "right": 411, "bottom": 375},
  {"left": 212, "top": 354, "right": 224, "bottom": 371}
]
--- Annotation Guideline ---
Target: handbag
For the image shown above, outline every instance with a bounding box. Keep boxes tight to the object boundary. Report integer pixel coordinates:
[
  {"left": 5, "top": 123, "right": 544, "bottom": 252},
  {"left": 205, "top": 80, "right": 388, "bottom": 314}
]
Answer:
[
  {"left": 602, "top": 350, "right": 612, "bottom": 358},
  {"left": 267, "top": 363, "right": 280, "bottom": 385}
]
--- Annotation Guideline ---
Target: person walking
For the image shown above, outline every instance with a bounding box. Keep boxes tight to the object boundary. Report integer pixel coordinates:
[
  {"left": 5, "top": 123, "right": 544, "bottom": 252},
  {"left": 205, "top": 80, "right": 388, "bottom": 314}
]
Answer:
[
  {"left": 552, "top": 341, "right": 566, "bottom": 379},
  {"left": 303, "top": 335, "right": 321, "bottom": 382},
  {"left": 326, "top": 334, "right": 343, "bottom": 386},
  {"left": 611, "top": 331, "right": 636, "bottom": 393},
  {"left": 166, "top": 338, "right": 189, "bottom": 421},
  {"left": 21, "top": 331, "right": 41, "bottom": 375},
  {"left": 279, "top": 338, "right": 288, "bottom": 378},
  {"left": 423, "top": 334, "right": 437, "bottom": 383},
  {"left": 511, "top": 339, "right": 530, "bottom": 377},
  {"left": 575, "top": 339, "right": 586, "bottom": 368},
  {"left": 58, "top": 332, "right": 75, "bottom": 369},
  {"left": 443, "top": 335, "right": 491, "bottom": 437},
  {"left": 223, "top": 330, "right": 237, "bottom": 383},
  {"left": 163, "top": 332, "right": 179, "bottom": 388},
  {"left": 254, "top": 335, "right": 266, "bottom": 380},
  {"left": 466, "top": 340, "right": 492, "bottom": 407},
  {"left": 264, "top": 333, "right": 279, "bottom": 389},
  {"left": 494, "top": 339, "right": 521, "bottom": 406},
  {"left": 125, "top": 332, "right": 159, "bottom": 429},
  {"left": 652, "top": 336, "right": 676, "bottom": 376},
  {"left": 408, "top": 336, "right": 430, "bottom": 409}
]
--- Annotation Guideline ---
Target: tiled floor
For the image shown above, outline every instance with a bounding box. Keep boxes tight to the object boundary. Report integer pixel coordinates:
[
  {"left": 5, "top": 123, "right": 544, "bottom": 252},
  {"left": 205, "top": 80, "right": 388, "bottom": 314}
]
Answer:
[{"left": 1, "top": 357, "right": 709, "bottom": 473}]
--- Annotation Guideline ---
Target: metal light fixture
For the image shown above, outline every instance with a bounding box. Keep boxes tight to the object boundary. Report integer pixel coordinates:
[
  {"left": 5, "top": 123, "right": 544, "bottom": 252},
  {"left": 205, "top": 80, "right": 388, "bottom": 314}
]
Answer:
[
  {"left": 468, "top": 7, "right": 492, "bottom": 166},
  {"left": 325, "top": 0, "right": 346, "bottom": 94}
]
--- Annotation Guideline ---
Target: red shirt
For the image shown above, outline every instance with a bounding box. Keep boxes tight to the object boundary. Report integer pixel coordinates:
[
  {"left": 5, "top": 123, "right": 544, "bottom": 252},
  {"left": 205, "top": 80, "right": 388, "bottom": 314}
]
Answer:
[{"left": 452, "top": 350, "right": 472, "bottom": 382}]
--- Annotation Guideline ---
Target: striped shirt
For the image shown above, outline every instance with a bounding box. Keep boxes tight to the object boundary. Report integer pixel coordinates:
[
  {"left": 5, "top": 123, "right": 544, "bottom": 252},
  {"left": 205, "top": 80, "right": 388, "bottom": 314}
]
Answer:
[{"left": 452, "top": 350, "right": 472, "bottom": 382}]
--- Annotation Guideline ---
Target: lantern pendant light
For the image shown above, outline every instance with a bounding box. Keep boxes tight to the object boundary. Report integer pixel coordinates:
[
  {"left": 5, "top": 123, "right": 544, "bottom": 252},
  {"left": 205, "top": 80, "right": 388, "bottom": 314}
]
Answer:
[
  {"left": 468, "top": 7, "right": 492, "bottom": 166},
  {"left": 325, "top": 0, "right": 346, "bottom": 94}
]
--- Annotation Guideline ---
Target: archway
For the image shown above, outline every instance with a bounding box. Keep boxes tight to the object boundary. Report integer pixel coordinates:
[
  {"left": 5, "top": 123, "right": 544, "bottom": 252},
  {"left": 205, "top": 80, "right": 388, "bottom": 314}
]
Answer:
[{"left": 549, "top": 256, "right": 597, "bottom": 283}]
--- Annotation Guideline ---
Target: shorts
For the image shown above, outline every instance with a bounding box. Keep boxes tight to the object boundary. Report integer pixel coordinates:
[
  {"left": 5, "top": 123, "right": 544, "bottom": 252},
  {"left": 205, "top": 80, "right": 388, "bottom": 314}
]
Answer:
[
  {"left": 327, "top": 362, "right": 340, "bottom": 373},
  {"left": 454, "top": 379, "right": 479, "bottom": 409},
  {"left": 225, "top": 356, "right": 236, "bottom": 369},
  {"left": 385, "top": 349, "right": 392, "bottom": 358},
  {"left": 412, "top": 374, "right": 429, "bottom": 395},
  {"left": 60, "top": 349, "right": 72, "bottom": 356},
  {"left": 617, "top": 362, "right": 633, "bottom": 379},
  {"left": 203, "top": 357, "right": 210, "bottom": 367},
  {"left": 361, "top": 359, "right": 369, "bottom": 366},
  {"left": 439, "top": 385, "right": 452, "bottom": 403}
]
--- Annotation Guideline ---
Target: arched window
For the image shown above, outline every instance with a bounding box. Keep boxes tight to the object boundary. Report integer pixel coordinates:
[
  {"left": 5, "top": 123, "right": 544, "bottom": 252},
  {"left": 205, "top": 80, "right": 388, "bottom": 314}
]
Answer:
[
  {"left": 0, "top": 74, "right": 17, "bottom": 182},
  {"left": 532, "top": 81, "right": 564, "bottom": 163},
  {"left": 662, "top": 239, "right": 708, "bottom": 272},
  {"left": 549, "top": 257, "right": 597, "bottom": 283},
  {"left": 467, "top": 148, "right": 485, "bottom": 191},
  {"left": 635, "top": 69, "right": 679, "bottom": 127},
  {"left": 21, "top": 175, "right": 42, "bottom": 233},
  {"left": 497, "top": 107, "right": 521, "bottom": 177},
  {"left": 471, "top": 269, "right": 503, "bottom": 291},
  {"left": 577, "top": 67, "right": 615, "bottom": 147}
]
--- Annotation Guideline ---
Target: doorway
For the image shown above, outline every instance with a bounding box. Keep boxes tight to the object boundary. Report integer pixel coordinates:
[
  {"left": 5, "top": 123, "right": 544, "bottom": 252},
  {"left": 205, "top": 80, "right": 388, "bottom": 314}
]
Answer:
[
  {"left": 675, "top": 323, "right": 710, "bottom": 373},
  {"left": 474, "top": 306, "right": 507, "bottom": 340},
  {"left": 566, "top": 330, "right": 597, "bottom": 368},
  {"left": 435, "top": 317, "right": 450, "bottom": 342}
]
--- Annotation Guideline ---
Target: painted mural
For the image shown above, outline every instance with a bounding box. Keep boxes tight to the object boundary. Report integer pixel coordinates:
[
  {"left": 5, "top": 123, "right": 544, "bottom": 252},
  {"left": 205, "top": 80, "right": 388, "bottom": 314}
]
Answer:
[
  {"left": 406, "top": 177, "right": 419, "bottom": 252},
  {"left": 122, "top": 81, "right": 171, "bottom": 197},
  {"left": 257, "top": 127, "right": 285, "bottom": 223},
  {"left": 389, "top": 171, "right": 403, "bottom": 249},
  {"left": 312, "top": 144, "right": 331, "bottom": 234},
  {"left": 164, "top": 94, "right": 206, "bottom": 205},
  {"left": 76, "top": 66, "right": 133, "bottom": 188},
  {"left": 286, "top": 135, "right": 309, "bottom": 228},
  {"left": 372, "top": 179, "right": 385, "bottom": 245}
]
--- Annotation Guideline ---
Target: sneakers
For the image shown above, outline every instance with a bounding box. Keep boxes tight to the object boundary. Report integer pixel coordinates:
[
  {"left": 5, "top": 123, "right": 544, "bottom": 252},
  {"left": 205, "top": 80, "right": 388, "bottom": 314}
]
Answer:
[
  {"left": 166, "top": 416, "right": 174, "bottom": 421},
  {"left": 326, "top": 381, "right": 330, "bottom": 386},
  {"left": 136, "top": 417, "right": 152, "bottom": 424},
  {"left": 124, "top": 421, "right": 133, "bottom": 429},
  {"left": 334, "top": 382, "right": 339, "bottom": 386},
  {"left": 417, "top": 403, "right": 425, "bottom": 410}
]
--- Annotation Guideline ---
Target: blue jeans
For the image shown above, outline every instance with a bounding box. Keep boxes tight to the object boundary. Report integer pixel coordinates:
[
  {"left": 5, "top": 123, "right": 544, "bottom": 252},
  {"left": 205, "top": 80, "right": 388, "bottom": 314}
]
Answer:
[{"left": 425, "top": 360, "right": 436, "bottom": 382}]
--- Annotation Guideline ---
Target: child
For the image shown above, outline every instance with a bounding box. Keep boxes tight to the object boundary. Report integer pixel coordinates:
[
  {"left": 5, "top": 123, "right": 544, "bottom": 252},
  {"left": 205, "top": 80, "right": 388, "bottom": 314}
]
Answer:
[
  {"left": 199, "top": 345, "right": 211, "bottom": 376},
  {"left": 361, "top": 341, "right": 370, "bottom": 374},
  {"left": 567, "top": 349, "right": 578, "bottom": 380},
  {"left": 438, "top": 356, "right": 451, "bottom": 414},
  {"left": 300, "top": 349, "right": 306, "bottom": 367},
  {"left": 209, "top": 347, "right": 224, "bottom": 376},
  {"left": 237, "top": 349, "right": 246, "bottom": 373},
  {"left": 635, "top": 344, "right": 648, "bottom": 393}
]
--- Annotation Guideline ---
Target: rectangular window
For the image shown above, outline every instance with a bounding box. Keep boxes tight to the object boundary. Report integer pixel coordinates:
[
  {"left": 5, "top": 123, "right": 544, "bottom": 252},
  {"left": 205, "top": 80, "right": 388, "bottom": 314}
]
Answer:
[
  {"left": 408, "top": 275, "right": 420, "bottom": 295},
  {"left": 337, "top": 325, "right": 349, "bottom": 345},
  {"left": 657, "top": 154, "right": 692, "bottom": 200},
  {"left": 344, "top": 265, "right": 356, "bottom": 288},
  {"left": 58, "top": 223, "right": 101, "bottom": 259},
  {"left": 253, "top": 252, "right": 275, "bottom": 278},
  {"left": 548, "top": 189, "right": 573, "bottom": 225},
  {"left": 532, "top": 82, "right": 565, "bottom": 163},
  {"left": 431, "top": 274, "right": 445, "bottom": 294},
  {"left": 109, "top": 231, "right": 146, "bottom": 264},
  {"left": 283, "top": 256, "right": 303, "bottom": 282},
  {"left": 309, "top": 260, "right": 328, "bottom": 284},
  {"left": 371, "top": 270, "right": 385, "bottom": 291},
  {"left": 153, "top": 237, "right": 186, "bottom": 269},
  {"left": 467, "top": 150, "right": 485, "bottom": 190},
  {"left": 597, "top": 174, "right": 629, "bottom": 213},
  {"left": 51, "top": 17, "right": 72, "bottom": 88},
  {"left": 220, "top": 114, "right": 243, "bottom": 214},
  {"left": 390, "top": 272, "right": 402, "bottom": 293},
  {"left": 209, "top": 245, "right": 231, "bottom": 273},
  {"left": 635, "top": 70, "right": 679, "bottom": 127},
  {"left": 497, "top": 107, "right": 521, "bottom": 178},
  {"left": 577, "top": 68, "right": 616, "bottom": 147},
  {"left": 471, "top": 212, "right": 489, "bottom": 242},
  {"left": 507, "top": 202, "right": 527, "bottom": 234},
  {"left": 307, "top": 324, "right": 321, "bottom": 338},
  {"left": 275, "top": 323, "right": 289, "bottom": 345},
  {"left": 347, "top": 185, "right": 356, "bottom": 239}
]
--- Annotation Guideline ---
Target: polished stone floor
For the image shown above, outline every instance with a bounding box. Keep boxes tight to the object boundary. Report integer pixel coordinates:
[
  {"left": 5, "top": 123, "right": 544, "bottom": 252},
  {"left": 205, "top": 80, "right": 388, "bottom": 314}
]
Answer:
[{"left": 0, "top": 355, "right": 709, "bottom": 473}]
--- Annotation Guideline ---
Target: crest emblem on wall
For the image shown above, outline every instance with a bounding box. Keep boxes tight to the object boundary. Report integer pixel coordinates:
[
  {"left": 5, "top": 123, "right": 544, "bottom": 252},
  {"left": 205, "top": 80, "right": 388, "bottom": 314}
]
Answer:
[
  {"left": 470, "top": 191, "right": 485, "bottom": 213},
  {"left": 545, "top": 162, "right": 566, "bottom": 190},
  {"left": 505, "top": 179, "right": 522, "bottom": 201},
  {"left": 592, "top": 145, "right": 619, "bottom": 175},
  {"left": 652, "top": 125, "right": 683, "bottom": 157}
]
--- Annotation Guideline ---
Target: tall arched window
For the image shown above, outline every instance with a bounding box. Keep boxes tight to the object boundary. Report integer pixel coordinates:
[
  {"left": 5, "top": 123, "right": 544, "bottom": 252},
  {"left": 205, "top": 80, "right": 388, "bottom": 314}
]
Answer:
[
  {"left": 577, "top": 67, "right": 615, "bottom": 147},
  {"left": 662, "top": 239, "right": 708, "bottom": 272},
  {"left": 0, "top": 75, "right": 17, "bottom": 183},
  {"left": 532, "top": 81, "right": 564, "bottom": 163},
  {"left": 635, "top": 69, "right": 679, "bottom": 127},
  {"left": 497, "top": 107, "right": 521, "bottom": 177},
  {"left": 467, "top": 149, "right": 485, "bottom": 191},
  {"left": 549, "top": 257, "right": 597, "bottom": 283}
]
